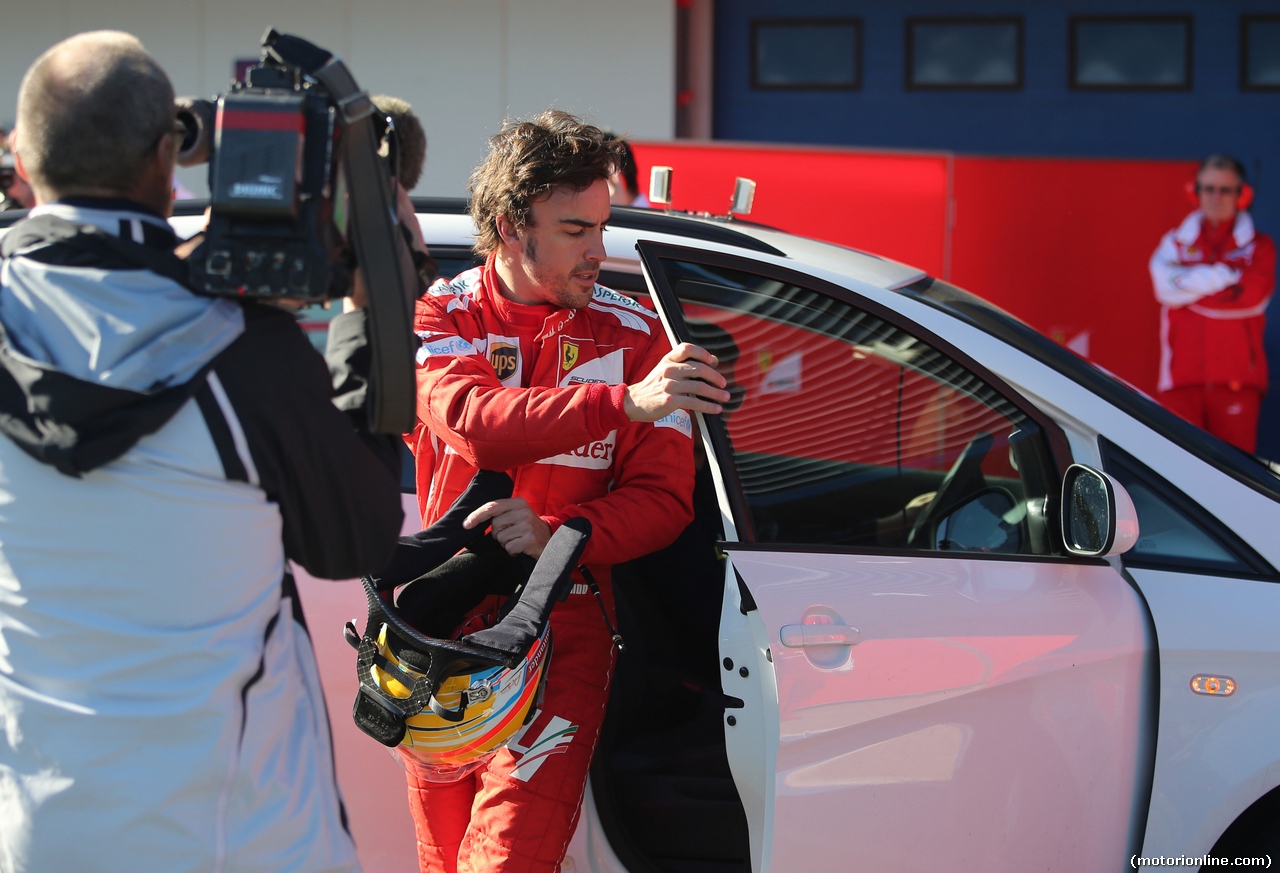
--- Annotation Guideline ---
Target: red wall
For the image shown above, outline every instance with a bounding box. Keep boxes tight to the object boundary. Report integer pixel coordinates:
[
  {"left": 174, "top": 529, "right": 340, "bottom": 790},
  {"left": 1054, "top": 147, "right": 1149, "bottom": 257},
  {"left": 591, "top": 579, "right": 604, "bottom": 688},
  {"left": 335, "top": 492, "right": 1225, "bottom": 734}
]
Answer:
[
  {"left": 631, "top": 140, "right": 949, "bottom": 276},
  {"left": 949, "top": 157, "right": 1195, "bottom": 394},
  {"left": 632, "top": 140, "right": 1197, "bottom": 396}
]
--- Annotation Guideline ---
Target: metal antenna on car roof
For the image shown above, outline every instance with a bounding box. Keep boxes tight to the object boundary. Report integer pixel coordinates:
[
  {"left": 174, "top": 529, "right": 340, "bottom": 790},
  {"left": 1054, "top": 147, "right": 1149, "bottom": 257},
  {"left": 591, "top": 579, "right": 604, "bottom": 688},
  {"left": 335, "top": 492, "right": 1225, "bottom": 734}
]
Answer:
[
  {"left": 649, "top": 166, "right": 673, "bottom": 212},
  {"left": 727, "top": 177, "right": 756, "bottom": 220}
]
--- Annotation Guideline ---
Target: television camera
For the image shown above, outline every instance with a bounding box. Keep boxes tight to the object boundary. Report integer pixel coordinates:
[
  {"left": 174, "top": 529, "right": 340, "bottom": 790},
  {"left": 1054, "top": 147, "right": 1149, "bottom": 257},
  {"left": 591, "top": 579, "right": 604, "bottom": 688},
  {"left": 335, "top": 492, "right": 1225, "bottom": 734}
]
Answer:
[{"left": 174, "top": 29, "right": 416, "bottom": 434}]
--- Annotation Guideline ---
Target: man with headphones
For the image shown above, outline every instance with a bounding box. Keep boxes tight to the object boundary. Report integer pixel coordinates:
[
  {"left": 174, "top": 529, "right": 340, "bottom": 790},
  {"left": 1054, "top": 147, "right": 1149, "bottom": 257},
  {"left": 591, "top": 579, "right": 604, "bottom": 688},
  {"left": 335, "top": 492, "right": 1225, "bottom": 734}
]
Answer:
[{"left": 1150, "top": 154, "right": 1276, "bottom": 452}]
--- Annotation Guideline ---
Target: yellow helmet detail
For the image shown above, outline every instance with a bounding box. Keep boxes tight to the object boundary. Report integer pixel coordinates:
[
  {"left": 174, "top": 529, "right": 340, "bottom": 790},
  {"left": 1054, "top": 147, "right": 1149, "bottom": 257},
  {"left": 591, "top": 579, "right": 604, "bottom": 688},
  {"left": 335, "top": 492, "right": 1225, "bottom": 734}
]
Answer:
[{"left": 346, "top": 474, "right": 590, "bottom": 785}]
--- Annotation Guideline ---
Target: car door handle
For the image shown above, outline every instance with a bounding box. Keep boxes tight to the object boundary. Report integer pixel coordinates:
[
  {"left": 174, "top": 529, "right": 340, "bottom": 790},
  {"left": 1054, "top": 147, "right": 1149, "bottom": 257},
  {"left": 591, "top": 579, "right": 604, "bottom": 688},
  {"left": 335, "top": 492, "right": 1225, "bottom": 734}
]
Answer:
[{"left": 780, "top": 623, "right": 860, "bottom": 648}]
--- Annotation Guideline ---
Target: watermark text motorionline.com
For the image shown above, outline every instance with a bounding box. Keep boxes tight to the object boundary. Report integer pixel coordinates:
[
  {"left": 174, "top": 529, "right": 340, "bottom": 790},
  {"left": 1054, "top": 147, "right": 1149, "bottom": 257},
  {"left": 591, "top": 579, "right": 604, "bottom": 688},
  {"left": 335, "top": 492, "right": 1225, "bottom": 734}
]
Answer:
[{"left": 1131, "top": 855, "right": 1270, "bottom": 868}]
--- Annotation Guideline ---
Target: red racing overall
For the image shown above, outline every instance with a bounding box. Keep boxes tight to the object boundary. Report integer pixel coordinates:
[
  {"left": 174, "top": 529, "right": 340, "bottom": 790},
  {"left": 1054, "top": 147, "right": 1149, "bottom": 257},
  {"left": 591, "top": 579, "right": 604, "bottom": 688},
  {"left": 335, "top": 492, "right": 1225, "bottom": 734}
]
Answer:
[
  {"left": 1150, "top": 209, "right": 1276, "bottom": 451},
  {"left": 405, "top": 256, "right": 695, "bottom": 872}
]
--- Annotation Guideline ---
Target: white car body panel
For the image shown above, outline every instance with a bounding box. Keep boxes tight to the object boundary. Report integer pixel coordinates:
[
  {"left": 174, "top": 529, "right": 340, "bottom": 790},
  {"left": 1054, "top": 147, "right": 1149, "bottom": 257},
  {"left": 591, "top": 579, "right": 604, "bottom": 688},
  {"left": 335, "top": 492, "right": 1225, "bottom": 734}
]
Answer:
[
  {"left": 717, "top": 560, "right": 781, "bottom": 873},
  {"left": 723, "top": 548, "right": 1149, "bottom": 872},
  {"left": 1132, "top": 568, "right": 1280, "bottom": 861}
]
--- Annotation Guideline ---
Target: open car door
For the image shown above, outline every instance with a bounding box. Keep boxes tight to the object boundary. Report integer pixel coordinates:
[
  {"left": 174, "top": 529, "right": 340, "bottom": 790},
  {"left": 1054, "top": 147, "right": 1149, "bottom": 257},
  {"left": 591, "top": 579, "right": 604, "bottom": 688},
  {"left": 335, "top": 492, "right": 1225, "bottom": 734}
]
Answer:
[{"left": 637, "top": 242, "right": 1154, "bottom": 872}]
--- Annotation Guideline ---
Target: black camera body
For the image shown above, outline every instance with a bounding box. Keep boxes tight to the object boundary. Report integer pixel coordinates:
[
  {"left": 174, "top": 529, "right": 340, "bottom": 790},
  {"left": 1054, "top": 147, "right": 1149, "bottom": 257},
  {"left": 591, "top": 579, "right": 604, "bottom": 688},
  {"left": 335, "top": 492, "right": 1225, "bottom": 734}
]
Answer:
[
  {"left": 176, "top": 29, "right": 418, "bottom": 434},
  {"left": 179, "top": 43, "right": 349, "bottom": 301}
]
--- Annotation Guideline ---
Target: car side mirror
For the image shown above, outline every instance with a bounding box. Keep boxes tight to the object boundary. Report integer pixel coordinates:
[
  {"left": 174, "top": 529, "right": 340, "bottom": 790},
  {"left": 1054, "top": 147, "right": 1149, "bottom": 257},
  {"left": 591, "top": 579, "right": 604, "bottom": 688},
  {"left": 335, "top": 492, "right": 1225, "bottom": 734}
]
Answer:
[{"left": 1060, "top": 464, "right": 1139, "bottom": 557}]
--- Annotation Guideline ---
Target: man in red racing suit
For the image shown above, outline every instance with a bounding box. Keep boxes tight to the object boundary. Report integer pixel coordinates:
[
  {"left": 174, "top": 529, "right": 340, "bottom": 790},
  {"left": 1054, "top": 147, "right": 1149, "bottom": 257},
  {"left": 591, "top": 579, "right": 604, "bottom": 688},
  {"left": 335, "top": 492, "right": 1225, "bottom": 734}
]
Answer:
[
  {"left": 403, "top": 110, "right": 730, "bottom": 873},
  {"left": 1150, "top": 154, "right": 1276, "bottom": 452}
]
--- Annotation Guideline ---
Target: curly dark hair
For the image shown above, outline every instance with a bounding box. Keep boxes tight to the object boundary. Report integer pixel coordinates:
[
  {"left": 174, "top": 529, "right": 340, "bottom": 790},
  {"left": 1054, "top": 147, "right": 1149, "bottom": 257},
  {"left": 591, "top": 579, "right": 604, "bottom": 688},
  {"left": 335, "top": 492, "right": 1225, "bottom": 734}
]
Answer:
[
  {"left": 469, "top": 109, "right": 623, "bottom": 255},
  {"left": 371, "top": 94, "right": 426, "bottom": 191}
]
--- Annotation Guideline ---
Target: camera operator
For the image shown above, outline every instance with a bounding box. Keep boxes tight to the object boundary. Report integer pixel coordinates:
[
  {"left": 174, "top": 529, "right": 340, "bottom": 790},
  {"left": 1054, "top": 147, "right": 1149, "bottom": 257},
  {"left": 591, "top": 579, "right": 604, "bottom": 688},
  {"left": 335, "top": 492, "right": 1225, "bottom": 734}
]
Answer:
[{"left": 0, "top": 30, "right": 403, "bottom": 872}]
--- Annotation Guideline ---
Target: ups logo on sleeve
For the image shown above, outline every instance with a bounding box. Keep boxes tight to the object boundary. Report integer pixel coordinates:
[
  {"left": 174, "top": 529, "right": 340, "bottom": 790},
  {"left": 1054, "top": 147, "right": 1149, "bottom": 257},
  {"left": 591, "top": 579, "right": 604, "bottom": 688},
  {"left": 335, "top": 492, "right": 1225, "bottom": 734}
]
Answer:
[{"left": 489, "top": 343, "right": 519, "bottom": 382}]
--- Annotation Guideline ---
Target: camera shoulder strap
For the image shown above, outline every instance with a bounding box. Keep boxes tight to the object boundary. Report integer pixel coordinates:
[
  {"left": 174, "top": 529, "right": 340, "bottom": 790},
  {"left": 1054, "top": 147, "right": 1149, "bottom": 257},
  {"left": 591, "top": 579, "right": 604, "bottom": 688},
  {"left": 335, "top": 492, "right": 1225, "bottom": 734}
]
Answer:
[{"left": 267, "top": 31, "right": 418, "bottom": 435}]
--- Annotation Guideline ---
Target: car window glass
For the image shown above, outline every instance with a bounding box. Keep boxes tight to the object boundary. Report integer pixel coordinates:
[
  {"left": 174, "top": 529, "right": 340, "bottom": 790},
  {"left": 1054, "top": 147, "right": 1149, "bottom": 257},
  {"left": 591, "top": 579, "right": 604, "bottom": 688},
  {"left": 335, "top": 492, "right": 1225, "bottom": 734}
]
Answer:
[
  {"left": 1104, "top": 444, "right": 1257, "bottom": 574},
  {"left": 653, "top": 257, "right": 1057, "bottom": 556}
]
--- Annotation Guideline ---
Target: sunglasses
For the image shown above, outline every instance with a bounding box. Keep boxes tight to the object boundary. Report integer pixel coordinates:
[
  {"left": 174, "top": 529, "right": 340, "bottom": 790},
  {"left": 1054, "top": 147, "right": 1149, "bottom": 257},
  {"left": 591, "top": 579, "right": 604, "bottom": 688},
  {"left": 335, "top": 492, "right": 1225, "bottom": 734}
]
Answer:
[
  {"left": 1196, "top": 184, "right": 1241, "bottom": 197},
  {"left": 150, "top": 121, "right": 190, "bottom": 153}
]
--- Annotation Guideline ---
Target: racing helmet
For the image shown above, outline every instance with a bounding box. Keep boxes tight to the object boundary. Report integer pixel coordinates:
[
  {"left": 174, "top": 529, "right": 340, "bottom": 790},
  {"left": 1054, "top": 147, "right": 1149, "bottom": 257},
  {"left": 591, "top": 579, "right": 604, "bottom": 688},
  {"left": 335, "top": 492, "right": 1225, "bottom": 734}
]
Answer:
[
  {"left": 345, "top": 471, "right": 591, "bottom": 782},
  {"left": 366, "top": 612, "right": 553, "bottom": 782}
]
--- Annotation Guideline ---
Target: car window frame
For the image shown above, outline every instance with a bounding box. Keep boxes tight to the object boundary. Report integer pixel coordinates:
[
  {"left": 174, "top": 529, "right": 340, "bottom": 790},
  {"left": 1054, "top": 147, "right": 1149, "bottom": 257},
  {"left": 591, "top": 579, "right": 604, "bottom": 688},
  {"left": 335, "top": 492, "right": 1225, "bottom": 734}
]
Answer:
[
  {"left": 1100, "top": 437, "right": 1278, "bottom": 579},
  {"left": 636, "top": 241, "right": 1083, "bottom": 561}
]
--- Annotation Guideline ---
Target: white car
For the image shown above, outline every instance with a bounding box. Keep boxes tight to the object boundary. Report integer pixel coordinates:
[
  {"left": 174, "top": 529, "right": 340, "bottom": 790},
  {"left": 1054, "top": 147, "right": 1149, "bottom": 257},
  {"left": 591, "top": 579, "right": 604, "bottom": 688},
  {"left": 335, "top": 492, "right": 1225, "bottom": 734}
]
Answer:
[{"left": 7, "top": 200, "right": 1280, "bottom": 871}]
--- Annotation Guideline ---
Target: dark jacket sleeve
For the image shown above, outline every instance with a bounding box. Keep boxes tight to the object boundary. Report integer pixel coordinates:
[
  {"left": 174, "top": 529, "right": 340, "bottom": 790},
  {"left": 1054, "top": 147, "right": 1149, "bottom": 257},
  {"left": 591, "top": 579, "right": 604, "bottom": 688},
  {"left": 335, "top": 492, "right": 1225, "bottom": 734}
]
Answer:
[
  {"left": 211, "top": 304, "right": 403, "bottom": 579},
  {"left": 326, "top": 308, "right": 406, "bottom": 476}
]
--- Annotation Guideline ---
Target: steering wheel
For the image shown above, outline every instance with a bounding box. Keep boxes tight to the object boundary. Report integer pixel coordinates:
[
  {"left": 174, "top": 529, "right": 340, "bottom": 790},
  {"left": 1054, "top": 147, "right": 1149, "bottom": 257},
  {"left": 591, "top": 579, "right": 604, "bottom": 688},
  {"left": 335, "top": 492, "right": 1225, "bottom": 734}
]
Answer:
[
  {"left": 906, "top": 431, "right": 994, "bottom": 549},
  {"left": 934, "top": 485, "right": 1023, "bottom": 553}
]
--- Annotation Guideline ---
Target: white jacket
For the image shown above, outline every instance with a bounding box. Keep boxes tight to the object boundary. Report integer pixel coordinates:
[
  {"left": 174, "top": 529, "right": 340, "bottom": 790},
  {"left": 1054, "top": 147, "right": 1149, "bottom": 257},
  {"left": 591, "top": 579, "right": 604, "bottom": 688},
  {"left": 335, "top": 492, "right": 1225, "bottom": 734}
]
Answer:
[{"left": 0, "top": 202, "right": 403, "bottom": 872}]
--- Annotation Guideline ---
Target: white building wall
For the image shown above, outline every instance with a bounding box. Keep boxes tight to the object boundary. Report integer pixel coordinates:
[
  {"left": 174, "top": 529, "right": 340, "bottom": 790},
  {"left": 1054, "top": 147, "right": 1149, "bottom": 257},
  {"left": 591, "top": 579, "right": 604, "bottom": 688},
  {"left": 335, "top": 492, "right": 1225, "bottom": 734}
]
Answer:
[{"left": 0, "top": 0, "right": 675, "bottom": 197}]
